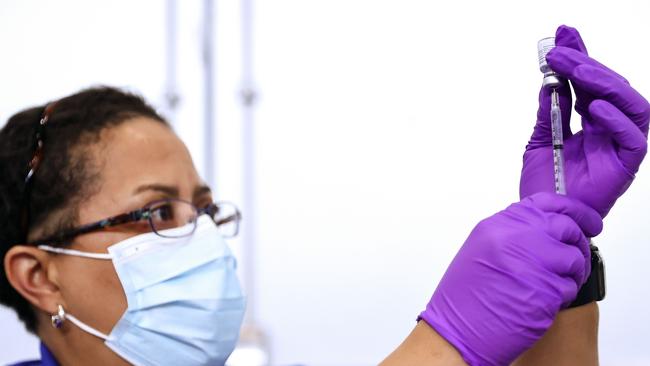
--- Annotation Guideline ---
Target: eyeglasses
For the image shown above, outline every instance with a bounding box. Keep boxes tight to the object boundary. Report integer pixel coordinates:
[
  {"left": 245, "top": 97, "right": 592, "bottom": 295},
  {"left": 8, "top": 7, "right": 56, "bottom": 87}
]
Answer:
[{"left": 30, "top": 198, "right": 242, "bottom": 246}]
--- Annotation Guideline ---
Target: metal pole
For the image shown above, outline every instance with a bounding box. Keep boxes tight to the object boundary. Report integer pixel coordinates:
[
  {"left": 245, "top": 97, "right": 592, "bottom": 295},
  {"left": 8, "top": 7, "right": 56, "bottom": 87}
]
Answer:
[
  {"left": 230, "top": 0, "right": 272, "bottom": 364},
  {"left": 241, "top": 0, "right": 257, "bottom": 326},
  {"left": 202, "top": 0, "right": 216, "bottom": 188},
  {"left": 226, "top": 1, "right": 271, "bottom": 364},
  {"left": 164, "top": 0, "right": 180, "bottom": 124}
]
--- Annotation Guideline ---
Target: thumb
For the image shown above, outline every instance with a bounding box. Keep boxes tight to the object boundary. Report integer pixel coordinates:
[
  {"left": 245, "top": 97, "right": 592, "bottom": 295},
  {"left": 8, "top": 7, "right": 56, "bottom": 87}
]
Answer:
[{"left": 555, "top": 25, "right": 589, "bottom": 55}]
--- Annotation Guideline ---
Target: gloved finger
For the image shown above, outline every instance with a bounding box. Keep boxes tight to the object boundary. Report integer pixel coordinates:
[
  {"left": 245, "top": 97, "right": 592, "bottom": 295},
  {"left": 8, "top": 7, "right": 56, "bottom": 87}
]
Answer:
[
  {"left": 556, "top": 274, "right": 585, "bottom": 309},
  {"left": 531, "top": 230, "right": 590, "bottom": 288},
  {"left": 546, "top": 47, "right": 650, "bottom": 136},
  {"left": 588, "top": 100, "right": 649, "bottom": 174},
  {"left": 555, "top": 25, "right": 588, "bottom": 55},
  {"left": 530, "top": 83, "right": 573, "bottom": 149},
  {"left": 523, "top": 192, "right": 604, "bottom": 238},
  {"left": 570, "top": 65, "right": 650, "bottom": 137},
  {"left": 545, "top": 214, "right": 591, "bottom": 282},
  {"left": 516, "top": 252, "right": 585, "bottom": 310},
  {"left": 547, "top": 46, "right": 629, "bottom": 86},
  {"left": 545, "top": 214, "right": 590, "bottom": 254}
]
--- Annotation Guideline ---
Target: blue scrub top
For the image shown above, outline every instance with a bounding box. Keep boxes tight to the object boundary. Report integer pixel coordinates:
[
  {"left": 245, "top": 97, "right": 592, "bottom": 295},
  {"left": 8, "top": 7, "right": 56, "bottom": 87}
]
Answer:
[{"left": 8, "top": 343, "right": 58, "bottom": 366}]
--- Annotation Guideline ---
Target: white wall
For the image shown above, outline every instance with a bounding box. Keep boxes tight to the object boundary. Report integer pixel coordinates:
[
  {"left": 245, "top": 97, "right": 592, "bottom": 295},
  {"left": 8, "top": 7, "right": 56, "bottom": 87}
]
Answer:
[{"left": 1, "top": 1, "right": 649, "bottom": 365}]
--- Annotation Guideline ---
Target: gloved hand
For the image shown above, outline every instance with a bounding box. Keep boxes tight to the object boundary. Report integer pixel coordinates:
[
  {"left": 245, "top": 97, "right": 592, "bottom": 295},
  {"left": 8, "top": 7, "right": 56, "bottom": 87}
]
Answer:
[
  {"left": 419, "top": 192, "right": 602, "bottom": 366},
  {"left": 520, "top": 25, "right": 649, "bottom": 217}
]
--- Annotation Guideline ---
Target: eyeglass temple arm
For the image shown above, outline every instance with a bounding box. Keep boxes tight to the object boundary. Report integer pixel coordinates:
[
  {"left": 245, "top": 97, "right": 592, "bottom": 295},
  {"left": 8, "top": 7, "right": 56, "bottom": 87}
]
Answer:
[
  {"left": 31, "top": 210, "right": 146, "bottom": 245},
  {"left": 213, "top": 211, "right": 242, "bottom": 226}
]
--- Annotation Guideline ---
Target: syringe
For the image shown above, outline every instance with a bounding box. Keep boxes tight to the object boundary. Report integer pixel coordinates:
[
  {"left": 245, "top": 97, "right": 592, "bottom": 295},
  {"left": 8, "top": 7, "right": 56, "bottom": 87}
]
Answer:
[
  {"left": 538, "top": 37, "right": 566, "bottom": 195},
  {"left": 550, "top": 90, "right": 566, "bottom": 195}
]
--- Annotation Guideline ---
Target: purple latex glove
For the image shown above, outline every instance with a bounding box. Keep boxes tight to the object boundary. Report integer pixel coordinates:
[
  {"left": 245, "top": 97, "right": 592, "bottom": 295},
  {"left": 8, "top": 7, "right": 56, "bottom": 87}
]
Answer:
[
  {"left": 420, "top": 192, "right": 602, "bottom": 366},
  {"left": 520, "top": 25, "right": 649, "bottom": 217}
]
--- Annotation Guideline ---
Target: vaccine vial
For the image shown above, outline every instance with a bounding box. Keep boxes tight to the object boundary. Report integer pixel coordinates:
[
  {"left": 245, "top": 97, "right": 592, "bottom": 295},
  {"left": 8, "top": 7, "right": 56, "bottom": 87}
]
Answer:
[{"left": 537, "top": 37, "right": 562, "bottom": 88}]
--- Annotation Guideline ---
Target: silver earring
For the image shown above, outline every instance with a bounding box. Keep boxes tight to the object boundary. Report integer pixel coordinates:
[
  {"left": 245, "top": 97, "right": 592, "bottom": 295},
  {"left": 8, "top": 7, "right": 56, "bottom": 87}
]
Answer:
[{"left": 51, "top": 304, "right": 66, "bottom": 329}]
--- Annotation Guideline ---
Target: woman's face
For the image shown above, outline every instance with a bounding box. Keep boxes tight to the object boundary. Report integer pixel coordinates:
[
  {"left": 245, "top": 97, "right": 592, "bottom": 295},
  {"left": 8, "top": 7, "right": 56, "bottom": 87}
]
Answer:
[{"left": 45, "top": 117, "right": 211, "bottom": 360}]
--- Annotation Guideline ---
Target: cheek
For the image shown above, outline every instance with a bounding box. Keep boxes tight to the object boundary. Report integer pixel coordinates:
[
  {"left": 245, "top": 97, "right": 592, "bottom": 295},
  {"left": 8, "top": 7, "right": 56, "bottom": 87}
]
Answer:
[{"left": 57, "top": 258, "right": 127, "bottom": 334}]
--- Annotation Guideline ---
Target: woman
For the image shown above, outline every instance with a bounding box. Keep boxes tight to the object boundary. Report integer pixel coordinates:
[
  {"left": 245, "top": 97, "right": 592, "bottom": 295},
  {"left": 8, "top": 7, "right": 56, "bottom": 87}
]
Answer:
[
  {"left": 0, "top": 88, "right": 248, "bottom": 365},
  {"left": 1, "top": 25, "right": 647, "bottom": 365}
]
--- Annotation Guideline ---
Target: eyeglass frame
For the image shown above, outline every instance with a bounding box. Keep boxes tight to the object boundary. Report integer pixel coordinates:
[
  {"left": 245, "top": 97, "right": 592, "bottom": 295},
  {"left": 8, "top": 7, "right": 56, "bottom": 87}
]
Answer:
[{"left": 28, "top": 198, "right": 242, "bottom": 246}]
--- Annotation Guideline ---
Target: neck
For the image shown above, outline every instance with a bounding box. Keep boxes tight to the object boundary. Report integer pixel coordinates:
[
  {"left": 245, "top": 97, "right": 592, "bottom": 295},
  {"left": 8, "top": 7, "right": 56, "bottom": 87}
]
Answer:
[{"left": 37, "top": 312, "right": 130, "bottom": 366}]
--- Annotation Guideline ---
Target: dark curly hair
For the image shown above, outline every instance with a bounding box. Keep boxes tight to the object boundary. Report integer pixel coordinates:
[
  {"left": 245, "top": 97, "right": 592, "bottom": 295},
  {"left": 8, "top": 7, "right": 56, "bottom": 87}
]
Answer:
[{"left": 0, "top": 86, "right": 168, "bottom": 333}]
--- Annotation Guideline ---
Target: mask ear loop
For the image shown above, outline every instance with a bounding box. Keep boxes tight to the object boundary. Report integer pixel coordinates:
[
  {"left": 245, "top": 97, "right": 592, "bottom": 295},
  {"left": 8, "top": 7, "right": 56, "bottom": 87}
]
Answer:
[
  {"left": 50, "top": 304, "right": 114, "bottom": 341},
  {"left": 38, "top": 245, "right": 113, "bottom": 260},
  {"left": 43, "top": 247, "right": 115, "bottom": 341}
]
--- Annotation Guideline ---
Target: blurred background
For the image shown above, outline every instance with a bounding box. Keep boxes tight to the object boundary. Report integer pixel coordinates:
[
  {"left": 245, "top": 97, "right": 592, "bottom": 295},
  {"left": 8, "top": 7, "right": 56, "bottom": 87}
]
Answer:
[{"left": 1, "top": 1, "right": 649, "bottom": 365}]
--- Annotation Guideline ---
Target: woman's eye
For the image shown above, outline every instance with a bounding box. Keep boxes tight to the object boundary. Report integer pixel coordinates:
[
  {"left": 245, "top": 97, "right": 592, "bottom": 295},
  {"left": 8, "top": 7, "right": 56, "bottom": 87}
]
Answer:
[{"left": 151, "top": 204, "right": 174, "bottom": 221}]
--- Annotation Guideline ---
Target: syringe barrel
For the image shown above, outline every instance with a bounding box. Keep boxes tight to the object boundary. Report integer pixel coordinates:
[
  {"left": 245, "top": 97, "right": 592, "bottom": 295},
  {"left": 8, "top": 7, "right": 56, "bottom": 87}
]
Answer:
[
  {"left": 550, "top": 89, "right": 567, "bottom": 195},
  {"left": 551, "top": 102, "right": 563, "bottom": 146}
]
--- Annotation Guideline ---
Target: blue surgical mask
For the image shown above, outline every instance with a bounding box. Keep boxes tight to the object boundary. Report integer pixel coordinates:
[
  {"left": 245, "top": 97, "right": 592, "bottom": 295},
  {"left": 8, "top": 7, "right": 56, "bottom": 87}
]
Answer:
[{"left": 39, "top": 215, "right": 246, "bottom": 366}]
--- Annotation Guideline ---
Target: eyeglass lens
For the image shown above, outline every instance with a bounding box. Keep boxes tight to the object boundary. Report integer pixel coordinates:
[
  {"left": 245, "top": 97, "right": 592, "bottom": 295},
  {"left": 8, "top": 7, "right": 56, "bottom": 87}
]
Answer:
[
  {"left": 148, "top": 200, "right": 198, "bottom": 237},
  {"left": 147, "top": 200, "right": 240, "bottom": 238}
]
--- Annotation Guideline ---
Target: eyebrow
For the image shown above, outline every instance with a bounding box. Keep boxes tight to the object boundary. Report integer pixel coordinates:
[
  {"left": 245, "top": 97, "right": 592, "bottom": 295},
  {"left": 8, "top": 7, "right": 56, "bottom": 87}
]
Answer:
[
  {"left": 133, "top": 184, "right": 213, "bottom": 200},
  {"left": 193, "top": 185, "right": 212, "bottom": 200}
]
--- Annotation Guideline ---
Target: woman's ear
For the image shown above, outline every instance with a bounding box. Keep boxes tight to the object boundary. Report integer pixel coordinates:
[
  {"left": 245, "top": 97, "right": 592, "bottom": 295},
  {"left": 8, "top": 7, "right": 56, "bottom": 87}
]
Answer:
[{"left": 4, "top": 245, "right": 62, "bottom": 315}]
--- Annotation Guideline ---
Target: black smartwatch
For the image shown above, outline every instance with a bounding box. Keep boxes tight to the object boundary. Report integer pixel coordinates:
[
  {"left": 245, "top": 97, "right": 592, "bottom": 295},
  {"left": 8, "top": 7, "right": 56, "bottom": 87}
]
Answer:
[{"left": 568, "top": 244, "right": 606, "bottom": 308}]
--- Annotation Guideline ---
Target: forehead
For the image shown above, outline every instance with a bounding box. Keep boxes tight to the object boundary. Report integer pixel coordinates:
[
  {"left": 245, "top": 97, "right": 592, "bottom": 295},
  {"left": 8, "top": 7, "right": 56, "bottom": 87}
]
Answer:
[
  {"left": 83, "top": 117, "right": 203, "bottom": 212},
  {"left": 101, "top": 117, "right": 189, "bottom": 169}
]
